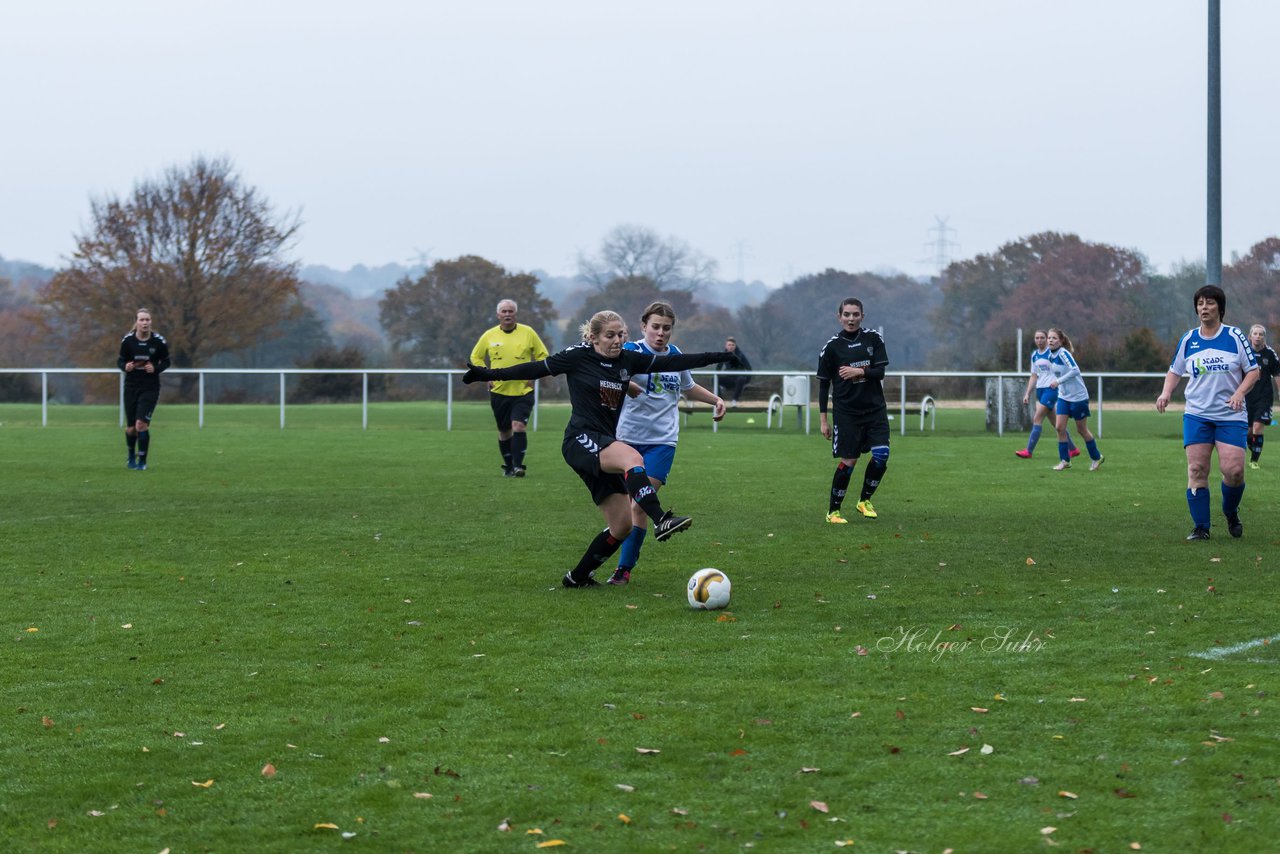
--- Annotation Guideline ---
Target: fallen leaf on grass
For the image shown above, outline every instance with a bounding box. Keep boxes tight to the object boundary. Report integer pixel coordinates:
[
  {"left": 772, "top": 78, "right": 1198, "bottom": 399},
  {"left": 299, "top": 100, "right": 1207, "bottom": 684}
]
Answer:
[
  {"left": 1041, "top": 826, "right": 1056, "bottom": 835},
  {"left": 800, "top": 767, "right": 820, "bottom": 774},
  {"left": 616, "top": 783, "right": 635, "bottom": 792},
  {"left": 261, "top": 763, "right": 277, "bottom": 778},
  {"left": 971, "top": 707, "right": 988, "bottom": 713},
  {"left": 1058, "top": 791, "right": 1078, "bottom": 799},
  {"left": 535, "top": 842, "right": 565, "bottom": 849},
  {"left": 314, "top": 823, "right": 339, "bottom": 830},
  {"left": 835, "top": 841, "right": 855, "bottom": 848},
  {"left": 810, "top": 801, "right": 829, "bottom": 813},
  {"left": 635, "top": 747, "right": 660, "bottom": 755},
  {"left": 947, "top": 747, "right": 970, "bottom": 756},
  {"left": 42, "top": 716, "right": 54, "bottom": 728},
  {"left": 1113, "top": 788, "right": 1137, "bottom": 798},
  {"left": 855, "top": 645, "right": 868, "bottom": 656},
  {"left": 1068, "top": 697, "right": 1087, "bottom": 703},
  {"left": 26, "top": 627, "right": 39, "bottom": 633},
  {"left": 192, "top": 780, "right": 214, "bottom": 788},
  {"left": 497, "top": 819, "right": 511, "bottom": 832},
  {"left": 1025, "top": 557, "right": 1036, "bottom": 565},
  {"left": 973, "top": 791, "right": 989, "bottom": 800},
  {"left": 87, "top": 811, "right": 105, "bottom": 817},
  {"left": 671, "top": 808, "right": 688, "bottom": 816},
  {"left": 618, "top": 813, "right": 631, "bottom": 824},
  {"left": 526, "top": 828, "right": 544, "bottom": 835},
  {"left": 980, "top": 744, "right": 994, "bottom": 755},
  {"left": 412, "top": 792, "right": 432, "bottom": 799}
]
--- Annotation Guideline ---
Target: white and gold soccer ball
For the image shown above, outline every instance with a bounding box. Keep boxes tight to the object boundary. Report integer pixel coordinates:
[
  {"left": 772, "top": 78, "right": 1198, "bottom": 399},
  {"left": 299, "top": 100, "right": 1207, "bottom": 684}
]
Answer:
[{"left": 687, "top": 568, "right": 731, "bottom": 610}]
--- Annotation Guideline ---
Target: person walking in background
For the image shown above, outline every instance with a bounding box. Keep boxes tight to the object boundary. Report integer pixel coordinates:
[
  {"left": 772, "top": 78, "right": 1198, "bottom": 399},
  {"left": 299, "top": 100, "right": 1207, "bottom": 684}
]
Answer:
[
  {"left": 469, "top": 299, "right": 549, "bottom": 477},
  {"left": 817, "top": 298, "right": 891, "bottom": 523},
  {"left": 1016, "top": 328, "right": 1078, "bottom": 460},
  {"left": 463, "top": 310, "right": 737, "bottom": 588},
  {"left": 1244, "top": 323, "right": 1280, "bottom": 469},
  {"left": 1045, "top": 328, "right": 1104, "bottom": 472},
  {"left": 720, "top": 336, "right": 752, "bottom": 406},
  {"left": 1156, "top": 286, "right": 1258, "bottom": 540},
  {"left": 608, "top": 302, "right": 727, "bottom": 586},
  {"left": 117, "top": 308, "right": 171, "bottom": 471}
]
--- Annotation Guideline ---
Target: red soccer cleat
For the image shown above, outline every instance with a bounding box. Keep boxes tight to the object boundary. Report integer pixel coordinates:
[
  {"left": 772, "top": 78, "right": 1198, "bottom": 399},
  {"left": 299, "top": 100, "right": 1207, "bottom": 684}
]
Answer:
[{"left": 1014, "top": 449, "right": 1032, "bottom": 458}]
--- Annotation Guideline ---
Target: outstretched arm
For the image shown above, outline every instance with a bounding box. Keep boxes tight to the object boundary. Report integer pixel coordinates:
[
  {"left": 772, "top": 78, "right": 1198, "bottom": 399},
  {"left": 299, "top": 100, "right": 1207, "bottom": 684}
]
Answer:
[
  {"left": 642, "top": 350, "right": 736, "bottom": 372},
  {"left": 463, "top": 360, "right": 552, "bottom": 384}
]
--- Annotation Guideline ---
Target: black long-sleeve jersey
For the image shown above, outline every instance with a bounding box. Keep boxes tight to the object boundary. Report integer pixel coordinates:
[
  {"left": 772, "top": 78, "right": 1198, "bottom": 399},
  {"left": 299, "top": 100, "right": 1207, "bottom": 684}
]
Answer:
[
  {"left": 118, "top": 332, "right": 172, "bottom": 389},
  {"left": 484, "top": 343, "right": 731, "bottom": 438},
  {"left": 816, "top": 327, "right": 890, "bottom": 416},
  {"left": 1246, "top": 345, "right": 1279, "bottom": 409}
]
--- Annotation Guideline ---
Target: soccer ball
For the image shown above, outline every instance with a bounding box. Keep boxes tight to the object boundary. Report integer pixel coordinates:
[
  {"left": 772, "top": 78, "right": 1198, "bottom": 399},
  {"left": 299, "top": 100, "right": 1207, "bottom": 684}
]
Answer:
[{"left": 687, "top": 568, "right": 731, "bottom": 610}]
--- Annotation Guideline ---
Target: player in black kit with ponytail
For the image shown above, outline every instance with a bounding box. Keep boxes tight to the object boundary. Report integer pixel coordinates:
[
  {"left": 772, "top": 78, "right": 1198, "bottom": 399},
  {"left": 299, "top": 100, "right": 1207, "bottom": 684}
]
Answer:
[
  {"left": 465, "top": 309, "right": 738, "bottom": 588},
  {"left": 117, "top": 308, "right": 171, "bottom": 470}
]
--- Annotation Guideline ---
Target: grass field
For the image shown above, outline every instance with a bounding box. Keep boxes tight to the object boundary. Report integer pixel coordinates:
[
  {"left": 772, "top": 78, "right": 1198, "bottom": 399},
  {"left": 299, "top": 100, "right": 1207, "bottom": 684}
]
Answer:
[{"left": 2, "top": 402, "right": 1278, "bottom": 853}]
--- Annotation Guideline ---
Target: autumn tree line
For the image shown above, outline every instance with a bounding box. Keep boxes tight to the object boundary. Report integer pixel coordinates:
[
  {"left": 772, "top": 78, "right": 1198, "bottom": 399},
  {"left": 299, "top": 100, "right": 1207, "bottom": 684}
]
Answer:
[{"left": 4, "top": 157, "right": 1280, "bottom": 404}]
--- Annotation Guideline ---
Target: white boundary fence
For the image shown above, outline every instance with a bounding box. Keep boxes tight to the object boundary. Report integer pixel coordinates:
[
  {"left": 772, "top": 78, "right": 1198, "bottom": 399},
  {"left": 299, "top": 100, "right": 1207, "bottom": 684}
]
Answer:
[{"left": 0, "top": 367, "right": 1169, "bottom": 436}]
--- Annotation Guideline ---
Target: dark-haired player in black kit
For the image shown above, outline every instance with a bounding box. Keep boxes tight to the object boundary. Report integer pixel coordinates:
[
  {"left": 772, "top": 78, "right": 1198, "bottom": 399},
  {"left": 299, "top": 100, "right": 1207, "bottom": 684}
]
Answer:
[
  {"left": 1245, "top": 323, "right": 1280, "bottom": 469},
  {"left": 817, "top": 298, "right": 891, "bottom": 524},
  {"left": 464, "top": 309, "right": 737, "bottom": 588},
  {"left": 117, "top": 308, "right": 171, "bottom": 470}
]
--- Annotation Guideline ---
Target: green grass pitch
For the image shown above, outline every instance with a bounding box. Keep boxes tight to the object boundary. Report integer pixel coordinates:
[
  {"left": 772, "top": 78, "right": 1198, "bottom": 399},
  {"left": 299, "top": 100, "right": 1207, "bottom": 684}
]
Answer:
[{"left": 1, "top": 402, "right": 1277, "bottom": 852}]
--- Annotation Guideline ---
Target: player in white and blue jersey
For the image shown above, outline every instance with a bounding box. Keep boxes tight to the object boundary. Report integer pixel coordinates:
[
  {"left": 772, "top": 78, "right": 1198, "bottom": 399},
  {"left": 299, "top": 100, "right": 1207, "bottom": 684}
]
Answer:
[
  {"left": 609, "top": 302, "right": 727, "bottom": 585},
  {"left": 1156, "top": 285, "right": 1259, "bottom": 541},
  {"left": 1044, "top": 328, "right": 1104, "bottom": 472},
  {"left": 1016, "top": 329, "right": 1077, "bottom": 459}
]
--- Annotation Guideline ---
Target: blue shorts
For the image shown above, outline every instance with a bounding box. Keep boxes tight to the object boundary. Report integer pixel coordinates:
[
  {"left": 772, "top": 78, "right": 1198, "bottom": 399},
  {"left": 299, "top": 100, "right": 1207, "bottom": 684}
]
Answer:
[
  {"left": 1183, "top": 414, "right": 1248, "bottom": 449},
  {"left": 632, "top": 443, "right": 677, "bottom": 484},
  {"left": 1055, "top": 398, "right": 1090, "bottom": 420},
  {"left": 1036, "top": 387, "right": 1059, "bottom": 408}
]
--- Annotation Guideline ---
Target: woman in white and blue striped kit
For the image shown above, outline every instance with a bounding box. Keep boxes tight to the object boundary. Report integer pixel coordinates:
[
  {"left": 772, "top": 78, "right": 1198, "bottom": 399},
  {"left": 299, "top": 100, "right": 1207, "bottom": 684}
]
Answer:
[
  {"left": 1017, "top": 328, "right": 1078, "bottom": 460},
  {"left": 1156, "top": 285, "right": 1258, "bottom": 541},
  {"left": 1046, "top": 328, "right": 1104, "bottom": 472}
]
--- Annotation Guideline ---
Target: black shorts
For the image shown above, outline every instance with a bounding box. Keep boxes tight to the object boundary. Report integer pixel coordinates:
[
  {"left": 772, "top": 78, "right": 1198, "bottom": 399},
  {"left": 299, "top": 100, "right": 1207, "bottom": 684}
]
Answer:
[
  {"left": 1247, "top": 401, "right": 1273, "bottom": 427},
  {"left": 831, "top": 409, "right": 890, "bottom": 459},
  {"left": 490, "top": 392, "right": 534, "bottom": 430},
  {"left": 562, "top": 430, "right": 627, "bottom": 505},
  {"left": 124, "top": 386, "right": 160, "bottom": 425}
]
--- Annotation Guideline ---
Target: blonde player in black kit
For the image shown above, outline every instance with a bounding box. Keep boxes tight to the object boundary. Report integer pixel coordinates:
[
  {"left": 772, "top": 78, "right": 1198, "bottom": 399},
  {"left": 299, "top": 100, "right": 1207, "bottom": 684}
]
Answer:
[
  {"left": 464, "top": 310, "right": 737, "bottom": 588},
  {"left": 117, "top": 308, "right": 171, "bottom": 470},
  {"left": 817, "top": 298, "right": 891, "bottom": 523}
]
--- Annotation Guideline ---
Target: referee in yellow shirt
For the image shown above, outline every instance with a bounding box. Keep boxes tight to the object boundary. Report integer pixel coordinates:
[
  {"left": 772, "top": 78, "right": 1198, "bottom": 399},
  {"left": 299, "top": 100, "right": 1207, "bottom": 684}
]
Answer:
[{"left": 470, "top": 299, "right": 550, "bottom": 476}]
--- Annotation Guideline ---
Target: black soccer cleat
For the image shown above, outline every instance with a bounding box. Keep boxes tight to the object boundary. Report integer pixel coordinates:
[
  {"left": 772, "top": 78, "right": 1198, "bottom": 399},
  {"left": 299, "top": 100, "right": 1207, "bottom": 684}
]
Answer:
[
  {"left": 1226, "top": 514, "right": 1243, "bottom": 538},
  {"left": 562, "top": 572, "right": 600, "bottom": 588},
  {"left": 502, "top": 466, "right": 517, "bottom": 478},
  {"left": 1186, "top": 527, "right": 1210, "bottom": 541},
  {"left": 653, "top": 511, "right": 693, "bottom": 542},
  {"left": 513, "top": 466, "right": 527, "bottom": 478}
]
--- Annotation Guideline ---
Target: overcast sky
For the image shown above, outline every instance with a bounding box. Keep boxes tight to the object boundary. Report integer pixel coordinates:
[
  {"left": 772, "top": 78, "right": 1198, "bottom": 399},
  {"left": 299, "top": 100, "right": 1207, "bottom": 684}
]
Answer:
[{"left": 3, "top": 1, "right": 1278, "bottom": 286}]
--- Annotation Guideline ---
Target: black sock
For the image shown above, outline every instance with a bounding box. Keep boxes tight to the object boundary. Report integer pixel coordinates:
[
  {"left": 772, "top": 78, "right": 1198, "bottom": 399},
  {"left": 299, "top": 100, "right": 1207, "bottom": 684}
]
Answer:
[
  {"left": 126, "top": 432, "right": 137, "bottom": 457},
  {"left": 1253, "top": 434, "right": 1264, "bottom": 462},
  {"left": 570, "top": 529, "right": 622, "bottom": 582},
  {"left": 625, "top": 467, "right": 664, "bottom": 523},
  {"left": 499, "top": 438, "right": 513, "bottom": 470},
  {"left": 861, "top": 459, "right": 887, "bottom": 501},
  {"left": 511, "top": 432, "right": 527, "bottom": 467},
  {"left": 830, "top": 462, "right": 854, "bottom": 512},
  {"left": 137, "top": 430, "right": 151, "bottom": 462}
]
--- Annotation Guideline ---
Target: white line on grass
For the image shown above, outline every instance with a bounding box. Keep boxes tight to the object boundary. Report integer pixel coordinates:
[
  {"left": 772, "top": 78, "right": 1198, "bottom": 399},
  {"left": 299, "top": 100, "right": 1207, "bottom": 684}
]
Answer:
[{"left": 1189, "top": 634, "right": 1280, "bottom": 660}]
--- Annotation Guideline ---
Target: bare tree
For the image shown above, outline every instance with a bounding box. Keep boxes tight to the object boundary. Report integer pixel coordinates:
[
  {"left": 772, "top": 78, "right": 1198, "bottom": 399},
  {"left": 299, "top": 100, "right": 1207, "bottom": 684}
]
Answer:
[
  {"left": 41, "top": 156, "right": 303, "bottom": 386},
  {"left": 577, "top": 224, "right": 718, "bottom": 290}
]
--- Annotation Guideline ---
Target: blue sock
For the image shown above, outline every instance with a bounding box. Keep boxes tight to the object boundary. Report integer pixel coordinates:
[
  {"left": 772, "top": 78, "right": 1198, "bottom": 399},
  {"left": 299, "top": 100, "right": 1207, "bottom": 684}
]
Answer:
[
  {"left": 1058, "top": 441, "right": 1069, "bottom": 462},
  {"left": 617, "top": 526, "right": 646, "bottom": 570},
  {"left": 1187, "top": 488, "right": 1211, "bottom": 529},
  {"left": 1221, "top": 482, "right": 1245, "bottom": 518},
  {"left": 1027, "top": 424, "right": 1042, "bottom": 452},
  {"left": 1086, "top": 439, "right": 1100, "bottom": 461}
]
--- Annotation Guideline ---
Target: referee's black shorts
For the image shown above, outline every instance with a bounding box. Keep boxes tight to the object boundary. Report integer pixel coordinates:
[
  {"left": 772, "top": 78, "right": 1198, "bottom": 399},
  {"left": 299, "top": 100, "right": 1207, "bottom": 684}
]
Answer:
[{"left": 490, "top": 391, "right": 535, "bottom": 430}]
